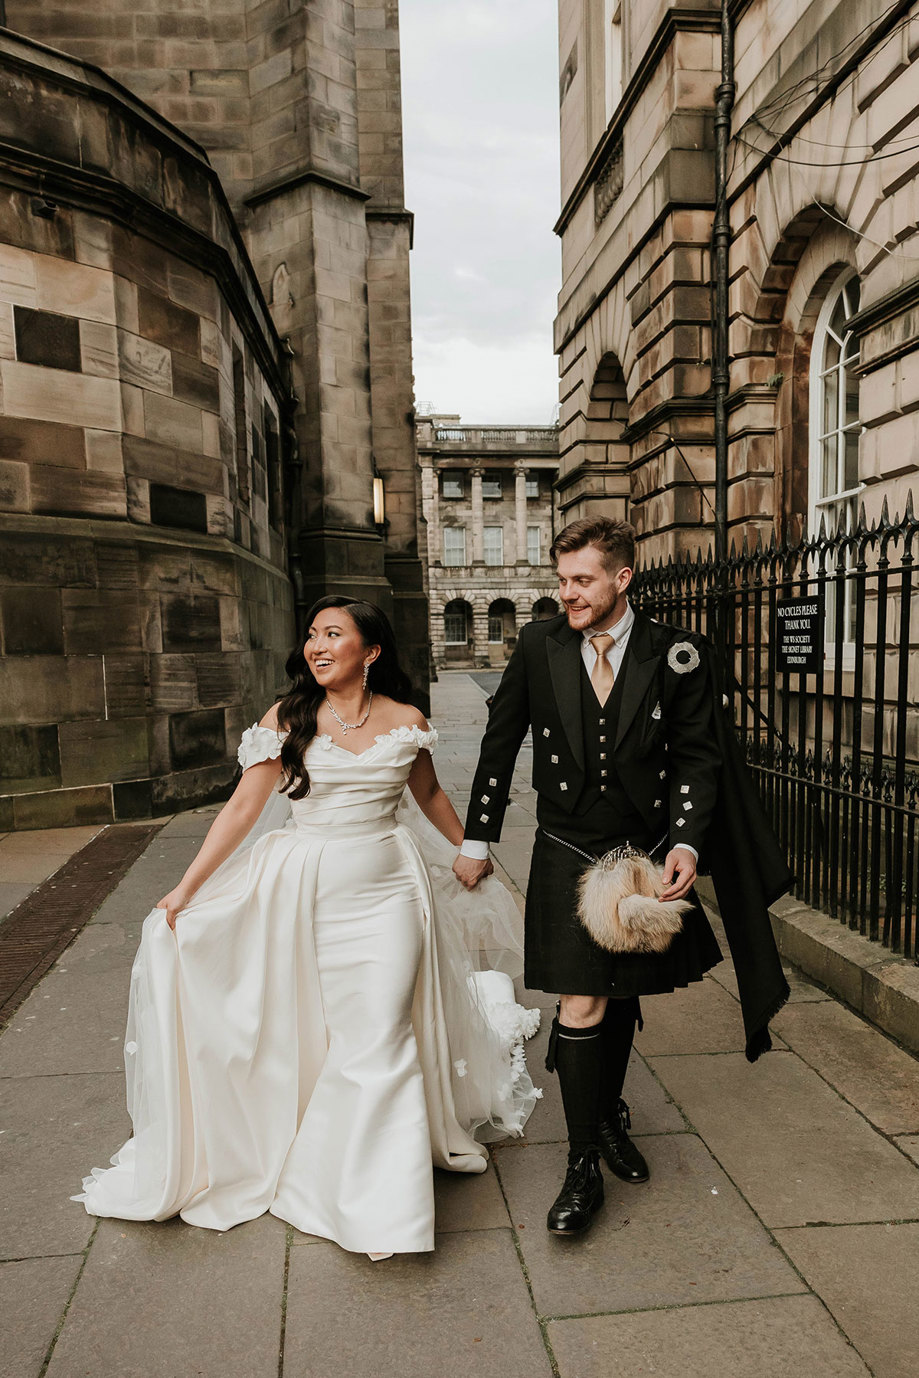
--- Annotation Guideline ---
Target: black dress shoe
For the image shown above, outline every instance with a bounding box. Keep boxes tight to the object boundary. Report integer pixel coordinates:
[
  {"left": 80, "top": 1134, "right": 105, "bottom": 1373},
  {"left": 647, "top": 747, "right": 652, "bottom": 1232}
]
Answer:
[
  {"left": 546, "top": 1149, "right": 604, "bottom": 1235},
  {"left": 598, "top": 1099, "right": 650, "bottom": 1184}
]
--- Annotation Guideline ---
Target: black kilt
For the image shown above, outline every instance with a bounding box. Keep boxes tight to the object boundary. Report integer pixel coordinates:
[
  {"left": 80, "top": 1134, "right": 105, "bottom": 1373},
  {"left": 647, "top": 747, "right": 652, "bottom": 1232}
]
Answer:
[{"left": 524, "top": 828, "right": 723, "bottom": 997}]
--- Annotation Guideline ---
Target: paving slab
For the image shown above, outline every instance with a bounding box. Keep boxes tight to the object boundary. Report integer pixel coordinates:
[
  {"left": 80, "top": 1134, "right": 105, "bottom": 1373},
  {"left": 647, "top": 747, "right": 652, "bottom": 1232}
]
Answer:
[
  {"left": 0, "top": 924, "right": 136, "bottom": 1077},
  {"left": 548, "top": 1295, "right": 871, "bottom": 1378},
  {"left": 709, "top": 958, "right": 831, "bottom": 1004},
  {"left": 283, "top": 1229, "right": 553, "bottom": 1378},
  {"left": 507, "top": 1020, "right": 684, "bottom": 1147},
  {"left": 772, "top": 999, "right": 919, "bottom": 1135},
  {"left": 0, "top": 882, "right": 31, "bottom": 923},
  {"left": 433, "top": 1159, "right": 511, "bottom": 1233},
  {"left": 775, "top": 1222, "right": 919, "bottom": 1378},
  {"left": 0, "top": 1072, "right": 128, "bottom": 1260},
  {"left": 89, "top": 837, "right": 203, "bottom": 927},
  {"left": 0, "top": 1254, "right": 83, "bottom": 1378},
  {"left": 640, "top": 976, "right": 755, "bottom": 1057},
  {"left": 45, "top": 1215, "right": 286, "bottom": 1378},
  {"left": 894, "top": 1134, "right": 919, "bottom": 1165},
  {"left": 651, "top": 1051, "right": 919, "bottom": 1227},
  {"left": 496, "top": 1136, "right": 802, "bottom": 1318}
]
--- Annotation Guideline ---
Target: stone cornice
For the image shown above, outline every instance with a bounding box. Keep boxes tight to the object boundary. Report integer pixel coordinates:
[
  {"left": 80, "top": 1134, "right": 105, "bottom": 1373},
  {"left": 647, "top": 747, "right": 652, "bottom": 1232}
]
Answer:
[
  {"left": 244, "top": 167, "right": 370, "bottom": 210},
  {"left": 365, "top": 205, "right": 415, "bottom": 249},
  {"left": 619, "top": 396, "right": 714, "bottom": 445},
  {"left": 554, "top": 5, "right": 721, "bottom": 238}
]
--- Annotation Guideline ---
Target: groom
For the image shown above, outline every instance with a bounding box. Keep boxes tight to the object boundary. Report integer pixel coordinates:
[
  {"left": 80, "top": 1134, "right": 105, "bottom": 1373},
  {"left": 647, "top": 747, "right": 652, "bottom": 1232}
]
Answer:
[{"left": 454, "top": 516, "right": 726, "bottom": 1236}]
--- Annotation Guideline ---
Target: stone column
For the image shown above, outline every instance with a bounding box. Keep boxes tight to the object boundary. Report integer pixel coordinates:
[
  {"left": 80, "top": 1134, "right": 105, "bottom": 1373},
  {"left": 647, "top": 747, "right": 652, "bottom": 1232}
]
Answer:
[
  {"left": 419, "top": 457, "right": 439, "bottom": 570},
  {"left": 515, "top": 463, "right": 529, "bottom": 564},
  {"left": 471, "top": 466, "right": 484, "bottom": 564}
]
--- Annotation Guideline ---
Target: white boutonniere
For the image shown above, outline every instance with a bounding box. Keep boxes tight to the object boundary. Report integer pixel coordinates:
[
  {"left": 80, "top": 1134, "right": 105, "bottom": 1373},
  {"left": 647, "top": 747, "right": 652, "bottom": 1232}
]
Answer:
[
  {"left": 667, "top": 641, "right": 700, "bottom": 674},
  {"left": 651, "top": 702, "right": 662, "bottom": 720}
]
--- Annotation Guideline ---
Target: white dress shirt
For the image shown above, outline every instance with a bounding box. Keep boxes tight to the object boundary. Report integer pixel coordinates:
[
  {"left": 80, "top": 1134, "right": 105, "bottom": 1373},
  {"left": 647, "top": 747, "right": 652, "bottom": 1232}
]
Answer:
[{"left": 460, "top": 601, "right": 695, "bottom": 861}]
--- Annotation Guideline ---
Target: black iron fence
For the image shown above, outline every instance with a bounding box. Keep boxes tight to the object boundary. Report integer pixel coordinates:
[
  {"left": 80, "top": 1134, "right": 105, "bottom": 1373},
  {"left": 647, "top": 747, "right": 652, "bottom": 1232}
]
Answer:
[{"left": 631, "top": 498, "right": 919, "bottom": 961}]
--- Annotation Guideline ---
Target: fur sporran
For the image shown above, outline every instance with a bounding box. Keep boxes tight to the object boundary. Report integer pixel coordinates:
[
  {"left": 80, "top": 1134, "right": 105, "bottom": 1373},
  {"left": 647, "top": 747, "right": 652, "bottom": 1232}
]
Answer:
[{"left": 576, "top": 844, "right": 692, "bottom": 954}]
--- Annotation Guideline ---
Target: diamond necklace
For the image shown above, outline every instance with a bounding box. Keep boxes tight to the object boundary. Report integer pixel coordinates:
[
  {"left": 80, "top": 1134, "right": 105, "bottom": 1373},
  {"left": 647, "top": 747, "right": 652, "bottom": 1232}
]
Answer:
[{"left": 325, "top": 691, "right": 373, "bottom": 735}]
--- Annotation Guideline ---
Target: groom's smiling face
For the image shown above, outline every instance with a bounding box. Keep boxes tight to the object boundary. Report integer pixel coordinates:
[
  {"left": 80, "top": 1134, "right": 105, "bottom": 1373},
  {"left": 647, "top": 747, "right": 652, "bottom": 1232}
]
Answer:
[{"left": 556, "top": 544, "right": 632, "bottom": 632}]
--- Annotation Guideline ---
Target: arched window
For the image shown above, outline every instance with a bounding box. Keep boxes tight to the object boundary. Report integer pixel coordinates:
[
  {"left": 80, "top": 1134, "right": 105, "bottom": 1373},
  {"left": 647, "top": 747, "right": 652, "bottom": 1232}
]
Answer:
[
  {"left": 443, "top": 599, "right": 471, "bottom": 646},
  {"left": 809, "top": 269, "right": 861, "bottom": 537},
  {"left": 532, "top": 597, "right": 559, "bottom": 621},
  {"left": 488, "top": 598, "right": 516, "bottom": 647}
]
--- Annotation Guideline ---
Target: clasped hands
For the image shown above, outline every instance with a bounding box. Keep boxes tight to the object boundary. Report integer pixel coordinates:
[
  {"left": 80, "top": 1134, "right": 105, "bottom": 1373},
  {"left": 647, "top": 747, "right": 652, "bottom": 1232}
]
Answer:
[{"left": 453, "top": 845, "right": 697, "bottom": 897}]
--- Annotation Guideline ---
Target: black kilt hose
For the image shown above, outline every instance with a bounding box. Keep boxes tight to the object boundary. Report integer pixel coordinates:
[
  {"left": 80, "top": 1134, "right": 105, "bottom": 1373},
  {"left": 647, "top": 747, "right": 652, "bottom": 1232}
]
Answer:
[{"left": 524, "top": 828, "right": 723, "bottom": 997}]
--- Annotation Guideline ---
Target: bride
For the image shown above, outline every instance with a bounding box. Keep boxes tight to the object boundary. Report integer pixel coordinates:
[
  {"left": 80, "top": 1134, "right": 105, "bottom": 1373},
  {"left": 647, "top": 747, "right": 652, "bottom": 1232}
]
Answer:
[{"left": 74, "top": 595, "right": 539, "bottom": 1258}]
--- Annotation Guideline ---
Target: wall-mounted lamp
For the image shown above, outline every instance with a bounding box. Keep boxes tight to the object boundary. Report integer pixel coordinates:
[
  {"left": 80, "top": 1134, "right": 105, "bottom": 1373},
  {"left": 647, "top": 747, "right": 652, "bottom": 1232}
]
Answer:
[{"left": 372, "top": 465, "right": 386, "bottom": 530}]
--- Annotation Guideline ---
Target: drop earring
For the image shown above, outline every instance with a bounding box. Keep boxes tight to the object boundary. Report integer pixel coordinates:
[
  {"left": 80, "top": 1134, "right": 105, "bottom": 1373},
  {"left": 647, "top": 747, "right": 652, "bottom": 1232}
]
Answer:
[{"left": 362, "top": 662, "right": 370, "bottom": 691}]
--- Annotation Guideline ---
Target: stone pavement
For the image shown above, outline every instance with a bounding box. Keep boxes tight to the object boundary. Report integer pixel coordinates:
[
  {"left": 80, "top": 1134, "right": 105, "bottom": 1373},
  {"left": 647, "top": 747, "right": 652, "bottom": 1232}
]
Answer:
[{"left": 2, "top": 671, "right": 919, "bottom": 1377}]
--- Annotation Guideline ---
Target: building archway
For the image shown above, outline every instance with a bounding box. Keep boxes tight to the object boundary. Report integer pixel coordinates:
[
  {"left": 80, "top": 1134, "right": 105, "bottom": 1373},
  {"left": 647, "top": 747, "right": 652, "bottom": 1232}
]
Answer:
[
  {"left": 487, "top": 597, "right": 517, "bottom": 664},
  {"left": 532, "top": 596, "right": 559, "bottom": 620}
]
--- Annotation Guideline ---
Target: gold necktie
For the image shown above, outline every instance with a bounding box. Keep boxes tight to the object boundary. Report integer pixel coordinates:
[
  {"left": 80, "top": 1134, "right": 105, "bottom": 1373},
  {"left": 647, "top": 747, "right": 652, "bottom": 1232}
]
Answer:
[{"left": 589, "top": 632, "right": 614, "bottom": 706}]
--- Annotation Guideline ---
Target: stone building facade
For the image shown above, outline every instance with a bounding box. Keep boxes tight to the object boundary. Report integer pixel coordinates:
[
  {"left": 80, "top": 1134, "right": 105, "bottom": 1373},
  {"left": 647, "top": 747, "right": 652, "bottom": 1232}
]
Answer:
[
  {"left": 416, "top": 415, "right": 559, "bottom": 668},
  {"left": 554, "top": 0, "right": 919, "bottom": 558},
  {"left": 0, "top": 5, "right": 425, "bottom": 828}
]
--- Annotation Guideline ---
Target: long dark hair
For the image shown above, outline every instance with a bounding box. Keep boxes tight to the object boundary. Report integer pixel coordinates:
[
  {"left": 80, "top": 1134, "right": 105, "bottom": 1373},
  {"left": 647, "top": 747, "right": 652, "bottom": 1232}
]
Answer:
[{"left": 277, "top": 595, "right": 412, "bottom": 800}]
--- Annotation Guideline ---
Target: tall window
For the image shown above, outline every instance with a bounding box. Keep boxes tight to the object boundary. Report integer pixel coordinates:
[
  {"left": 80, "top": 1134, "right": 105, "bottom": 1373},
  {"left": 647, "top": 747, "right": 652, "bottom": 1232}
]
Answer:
[
  {"left": 444, "top": 601, "right": 469, "bottom": 645},
  {"left": 810, "top": 269, "right": 861, "bottom": 536},
  {"left": 810, "top": 268, "right": 861, "bottom": 645},
  {"left": 604, "top": 0, "right": 624, "bottom": 120},
  {"left": 481, "top": 471, "right": 502, "bottom": 499},
  {"left": 232, "top": 346, "right": 249, "bottom": 505},
  {"left": 527, "top": 526, "right": 541, "bottom": 565},
  {"left": 441, "top": 470, "right": 463, "bottom": 499},
  {"left": 483, "top": 526, "right": 504, "bottom": 565},
  {"left": 443, "top": 526, "right": 466, "bottom": 566},
  {"left": 525, "top": 473, "right": 539, "bottom": 499}
]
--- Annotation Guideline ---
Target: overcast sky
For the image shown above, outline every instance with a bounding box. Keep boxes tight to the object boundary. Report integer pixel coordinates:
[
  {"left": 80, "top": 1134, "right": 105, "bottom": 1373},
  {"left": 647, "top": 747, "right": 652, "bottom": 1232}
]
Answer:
[{"left": 399, "top": 1, "right": 561, "bottom": 425}]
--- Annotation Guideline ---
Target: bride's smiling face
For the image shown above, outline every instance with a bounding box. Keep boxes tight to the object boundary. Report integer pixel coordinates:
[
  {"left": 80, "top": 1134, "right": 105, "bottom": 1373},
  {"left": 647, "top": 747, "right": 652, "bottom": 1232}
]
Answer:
[{"left": 305, "top": 608, "right": 379, "bottom": 691}]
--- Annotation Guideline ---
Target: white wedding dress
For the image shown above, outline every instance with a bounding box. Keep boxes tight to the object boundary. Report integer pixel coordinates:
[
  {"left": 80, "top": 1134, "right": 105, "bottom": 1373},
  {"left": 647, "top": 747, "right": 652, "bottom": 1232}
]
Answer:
[{"left": 74, "top": 723, "right": 540, "bottom": 1255}]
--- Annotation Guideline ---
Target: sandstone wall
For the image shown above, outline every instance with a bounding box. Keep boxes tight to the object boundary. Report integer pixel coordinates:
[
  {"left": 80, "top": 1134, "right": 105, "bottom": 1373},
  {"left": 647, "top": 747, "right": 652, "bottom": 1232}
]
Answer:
[{"left": 0, "top": 34, "right": 293, "bottom": 827}]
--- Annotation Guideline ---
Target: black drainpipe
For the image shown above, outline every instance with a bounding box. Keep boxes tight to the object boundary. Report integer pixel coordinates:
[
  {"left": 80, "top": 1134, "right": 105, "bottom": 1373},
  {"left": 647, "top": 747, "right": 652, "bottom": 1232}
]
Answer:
[{"left": 712, "top": 0, "right": 735, "bottom": 568}]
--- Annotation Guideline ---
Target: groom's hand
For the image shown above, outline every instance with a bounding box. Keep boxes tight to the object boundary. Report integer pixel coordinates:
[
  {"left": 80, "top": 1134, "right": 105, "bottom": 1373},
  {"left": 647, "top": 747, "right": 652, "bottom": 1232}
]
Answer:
[
  {"left": 453, "top": 855, "right": 493, "bottom": 890},
  {"left": 660, "top": 847, "right": 697, "bottom": 900}
]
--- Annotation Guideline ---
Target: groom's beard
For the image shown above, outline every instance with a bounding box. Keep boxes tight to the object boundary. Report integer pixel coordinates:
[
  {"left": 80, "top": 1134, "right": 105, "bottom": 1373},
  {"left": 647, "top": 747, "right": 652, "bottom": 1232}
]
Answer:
[{"left": 564, "top": 584, "right": 624, "bottom": 631}]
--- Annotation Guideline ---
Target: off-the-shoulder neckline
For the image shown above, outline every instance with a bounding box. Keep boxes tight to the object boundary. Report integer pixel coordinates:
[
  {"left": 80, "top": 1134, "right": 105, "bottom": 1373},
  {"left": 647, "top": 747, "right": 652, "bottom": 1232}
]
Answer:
[{"left": 314, "top": 723, "right": 436, "bottom": 759}]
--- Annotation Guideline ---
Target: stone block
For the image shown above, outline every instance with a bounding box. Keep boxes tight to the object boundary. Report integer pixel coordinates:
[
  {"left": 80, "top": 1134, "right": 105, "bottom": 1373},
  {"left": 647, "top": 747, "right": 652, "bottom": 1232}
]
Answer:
[
  {"left": 137, "top": 286, "right": 199, "bottom": 357},
  {"left": 101, "top": 656, "right": 147, "bottom": 717},
  {"left": 0, "top": 360, "right": 121, "bottom": 431},
  {"left": 161, "top": 594, "right": 222, "bottom": 653},
  {"left": 548, "top": 1296, "right": 872, "bottom": 1378},
  {"left": 0, "top": 587, "right": 63, "bottom": 654},
  {"left": 30, "top": 467, "right": 126, "bottom": 519},
  {"left": 13, "top": 306, "right": 81, "bottom": 372},
  {"left": 0, "top": 241, "right": 36, "bottom": 308},
  {"left": 61, "top": 590, "right": 141, "bottom": 654},
  {"left": 112, "top": 779, "right": 154, "bottom": 819},
  {"left": 33, "top": 254, "right": 116, "bottom": 325},
  {"left": 45, "top": 1215, "right": 286, "bottom": 1378},
  {"left": 171, "top": 351, "right": 220, "bottom": 412},
  {"left": 117, "top": 328, "right": 173, "bottom": 393},
  {"left": 142, "top": 390, "right": 204, "bottom": 451},
  {"left": 0, "top": 459, "right": 28, "bottom": 511},
  {"left": 11, "top": 783, "right": 114, "bottom": 828},
  {"left": 195, "top": 651, "right": 242, "bottom": 707},
  {"left": 59, "top": 717, "right": 150, "bottom": 788},
  {"left": 0, "top": 655, "right": 104, "bottom": 724},
  {"left": 0, "top": 723, "right": 60, "bottom": 793},
  {"left": 149, "top": 482, "right": 209, "bottom": 533},
  {"left": 149, "top": 654, "right": 198, "bottom": 712},
  {"left": 168, "top": 707, "right": 227, "bottom": 770},
  {"left": 79, "top": 319, "right": 119, "bottom": 379}
]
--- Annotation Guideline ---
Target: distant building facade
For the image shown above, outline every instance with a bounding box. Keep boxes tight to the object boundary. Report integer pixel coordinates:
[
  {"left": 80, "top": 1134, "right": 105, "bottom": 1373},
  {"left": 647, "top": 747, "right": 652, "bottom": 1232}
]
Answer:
[
  {"left": 417, "top": 415, "right": 559, "bottom": 668},
  {"left": 554, "top": 1, "right": 919, "bottom": 558},
  {"left": 0, "top": 5, "right": 426, "bottom": 829}
]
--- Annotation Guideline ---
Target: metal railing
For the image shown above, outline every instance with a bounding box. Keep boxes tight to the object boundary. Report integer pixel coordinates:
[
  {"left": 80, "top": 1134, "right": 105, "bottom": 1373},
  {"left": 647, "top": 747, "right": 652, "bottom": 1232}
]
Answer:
[{"left": 631, "top": 497, "right": 919, "bottom": 960}]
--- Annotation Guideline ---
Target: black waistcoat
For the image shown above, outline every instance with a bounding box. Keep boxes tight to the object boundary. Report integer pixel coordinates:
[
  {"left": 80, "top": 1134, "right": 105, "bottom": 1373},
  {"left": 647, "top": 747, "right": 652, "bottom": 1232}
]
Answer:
[{"left": 536, "top": 648, "right": 646, "bottom": 849}]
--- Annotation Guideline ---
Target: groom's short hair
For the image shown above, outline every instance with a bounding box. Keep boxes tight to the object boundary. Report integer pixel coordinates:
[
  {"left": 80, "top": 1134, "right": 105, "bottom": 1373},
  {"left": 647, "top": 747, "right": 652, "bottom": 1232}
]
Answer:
[{"left": 550, "top": 517, "right": 636, "bottom": 574}]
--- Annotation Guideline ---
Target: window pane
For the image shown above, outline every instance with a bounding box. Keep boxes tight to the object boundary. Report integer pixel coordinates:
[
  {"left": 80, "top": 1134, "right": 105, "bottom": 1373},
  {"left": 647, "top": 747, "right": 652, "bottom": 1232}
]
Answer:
[
  {"left": 819, "top": 435, "right": 838, "bottom": 502},
  {"left": 527, "top": 526, "right": 540, "bottom": 564},
  {"left": 844, "top": 426, "right": 860, "bottom": 492},
  {"left": 482, "top": 472, "right": 502, "bottom": 499},
  {"left": 483, "top": 526, "right": 504, "bottom": 565},
  {"left": 488, "top": 615, "right": 503, "bottom": 643},
  {"left": 844, "top": 358, "right": 859, "bottom": 428},
  {"left": 525, "top": 475, "right": 539, "bottom": 498},
  {"left": 442, "top": 470, "right": 463, "bottom": 498},
  {"left": 824, "top": 329, "right": 841, "bottom": 373},
  {"left": 443, "top": 527, "right": 466, "bottom": 565},
  {"left": 444, "top": 612, "right": 467, "bottom": 643},
  {"left": 821, "top": 364, "right": 838, "bottom": 439}
]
